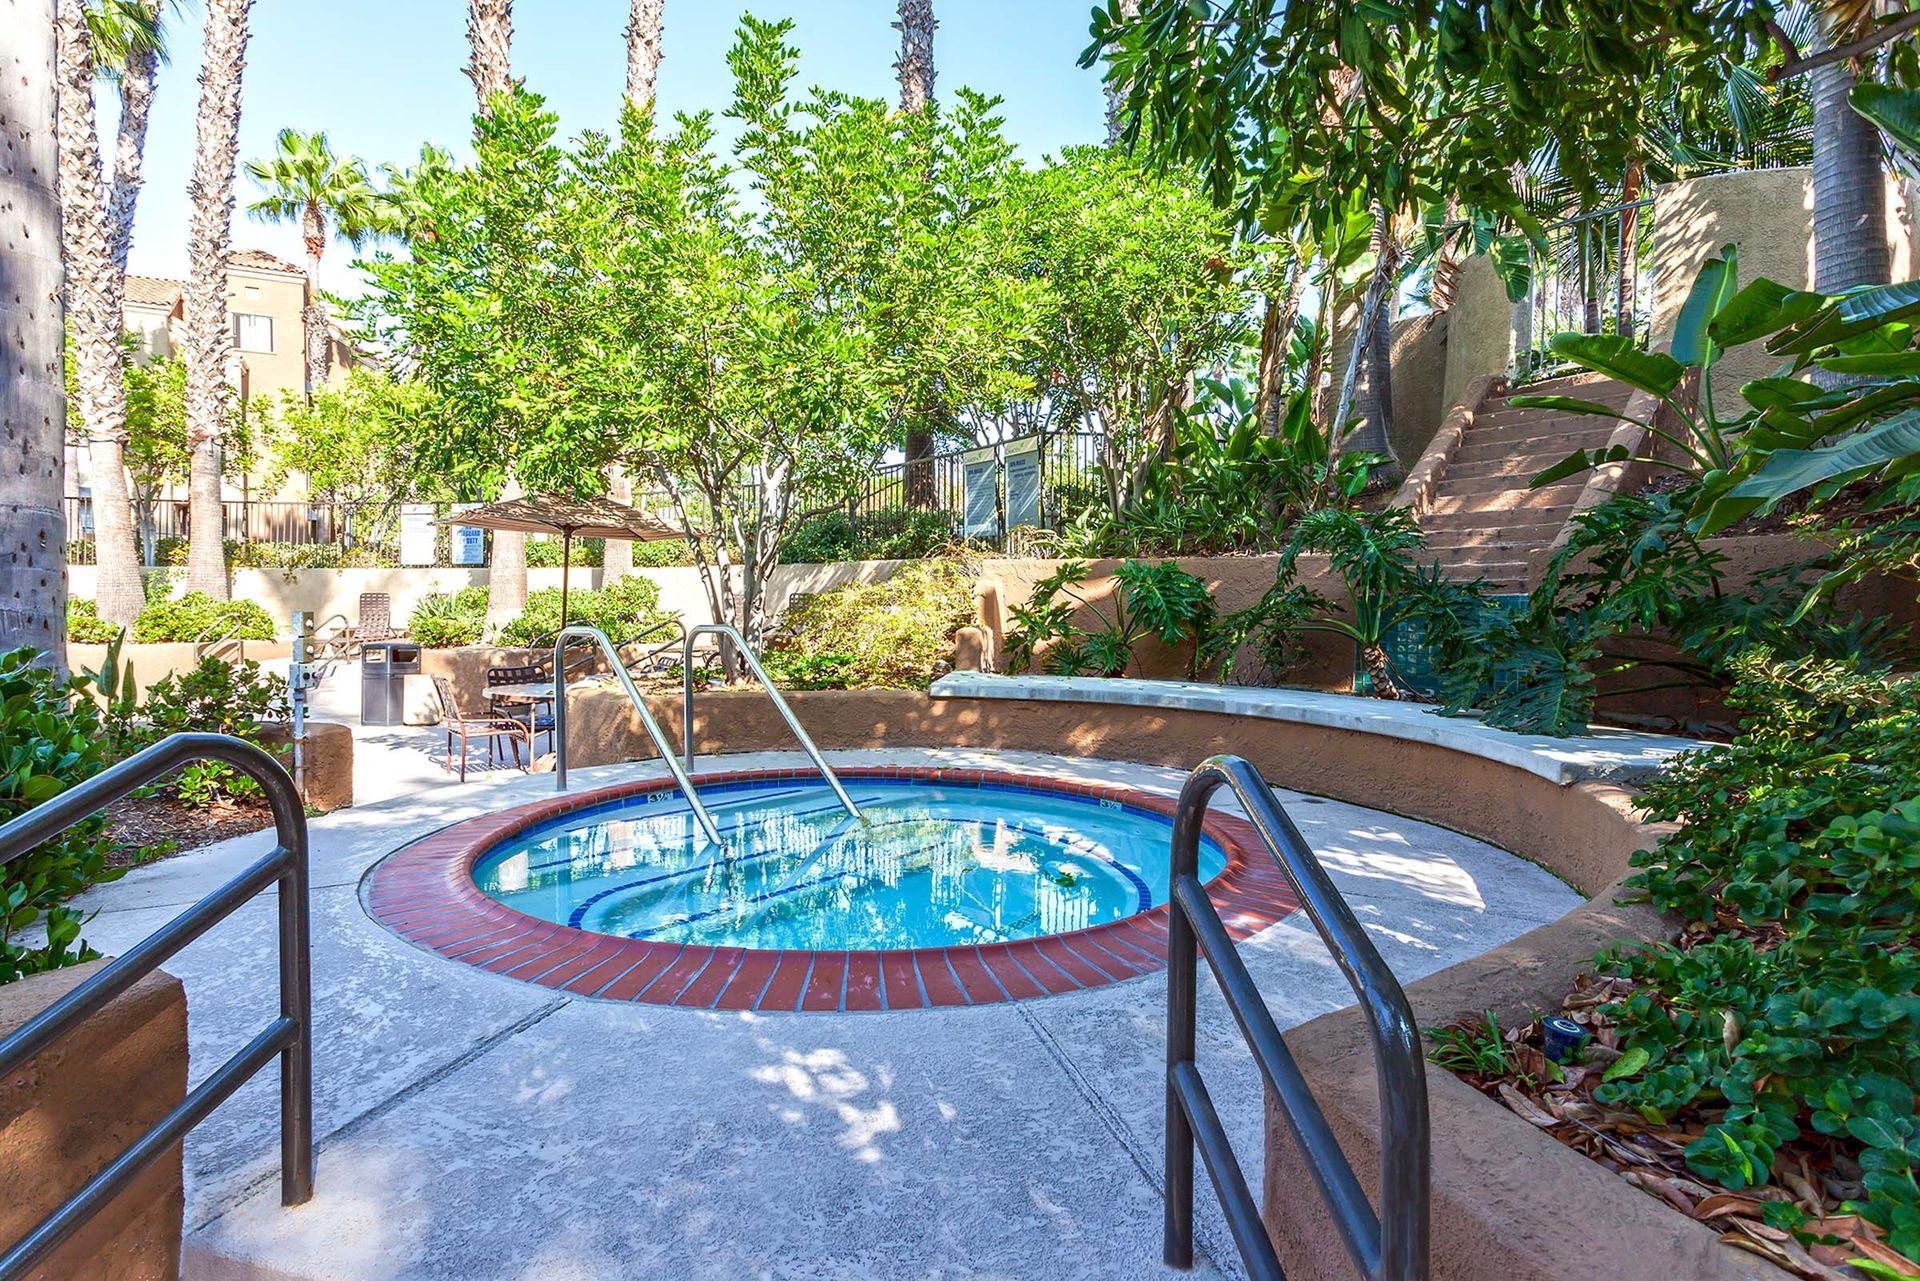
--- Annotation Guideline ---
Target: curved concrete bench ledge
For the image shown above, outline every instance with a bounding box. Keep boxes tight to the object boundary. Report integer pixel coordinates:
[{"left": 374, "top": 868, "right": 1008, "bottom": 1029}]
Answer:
[{"left": 929, "top": 673, "right": 1706, "bottom": 787}]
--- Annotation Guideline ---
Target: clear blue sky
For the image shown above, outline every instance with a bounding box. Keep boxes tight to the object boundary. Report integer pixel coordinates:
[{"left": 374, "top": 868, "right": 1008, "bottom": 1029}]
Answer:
[{"left": 125, "top": 0, "right": 1112, "bottom": 295}]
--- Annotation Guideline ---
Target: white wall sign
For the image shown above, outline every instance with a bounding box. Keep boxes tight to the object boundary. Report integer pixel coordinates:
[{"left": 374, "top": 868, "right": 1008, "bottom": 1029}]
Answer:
[{"left": 399, "top": 503, "right": 438, "bottom": 566}]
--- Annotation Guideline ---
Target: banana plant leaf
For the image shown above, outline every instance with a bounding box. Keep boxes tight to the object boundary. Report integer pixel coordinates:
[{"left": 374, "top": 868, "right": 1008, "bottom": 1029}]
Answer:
[
  {"left": 1531, "top": 443, "right": 1635, "bottom": 488},
  {"left": 1851, "top": 83, "right": 1920, "bottom": 162},
  {"left": 1707, "top": 278, "right": 1821, "bottom": 348},
  {"left": 1815, "top": 352, "right": 1920, "bottom": 375},
  {"left": 1672, "top": 244, "right": 1738, "bottom": 368},
  {"left": 1507, "top": 394, "right": 1649, "bottom": 425},
  {"left": 1728, "top": 406, "right": 1920, "bottom": 508},
  {"left": 1545, "top": 333, "right": 1686, "bottom": 397},
  {"left": 1769, "top": 281, "right": 1920, "bottom": 357}
]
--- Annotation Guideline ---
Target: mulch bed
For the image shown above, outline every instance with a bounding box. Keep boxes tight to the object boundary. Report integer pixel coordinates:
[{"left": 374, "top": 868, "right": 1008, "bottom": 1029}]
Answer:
[
  {"left": 1433, "top": 974, "right": 1917, "bottom": 1281},
  {"left": 103, "top": 794, "right": 274, "bottom": 869}
]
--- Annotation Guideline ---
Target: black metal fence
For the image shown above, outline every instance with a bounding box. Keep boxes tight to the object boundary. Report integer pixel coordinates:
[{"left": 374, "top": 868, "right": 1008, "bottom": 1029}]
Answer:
[
  {"left": 64, "top": 427, "right": 1112, "bottom": 566},
  {"left": 1519, "top": 197, "right": 1656, "bottom": 379}
]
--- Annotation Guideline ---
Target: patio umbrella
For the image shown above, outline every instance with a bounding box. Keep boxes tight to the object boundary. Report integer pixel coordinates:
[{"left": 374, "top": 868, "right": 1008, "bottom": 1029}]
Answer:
[{"left": 441, "top": 492, "right": 682, "bottom": 629}]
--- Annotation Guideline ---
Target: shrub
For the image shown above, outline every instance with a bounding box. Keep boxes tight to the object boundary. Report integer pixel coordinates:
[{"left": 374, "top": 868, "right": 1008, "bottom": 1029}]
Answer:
[
  {"left": 111, "top": 656, "right": 290, "bottom": 804},
  {"left": 407, "top": 587, "right": 488, "bottom": 648},
  {"left": 526, "top": 536, "right": 604, "bottom": 568},
  {"left": 66, "top": 598, "right": 123, "bottom": 644},
  {"left": 1005, "top": 559, "right": 1216, "bottom": 678},
  {"left": 0, "top": 649, "right": 118, "bottom": 984},
  {"left": 772, "top": 556, "right": 976, "bottom": 689},
  {"left": 781, "top": 508, "right": 953, "bottom": 564},
  {"left": 760, "top": 650, "right": 857, "bottom": 690},
  {"left": 499, "top": 577, "right": 673, "bottom": 647},
  {"left": 133, "top": 592, "right": 277, "bottom": 643},
  {"left": 1592, "top": 654, "right": 1920, "bottom": 1258},
  {"left": 630, "top": 538, "right": 694, "bottom": 568}
]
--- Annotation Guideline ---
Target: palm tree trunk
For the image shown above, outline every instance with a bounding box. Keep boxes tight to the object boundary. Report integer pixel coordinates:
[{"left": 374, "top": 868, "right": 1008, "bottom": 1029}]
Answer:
[
  {"left": 1428, "top": 195, "right": 1463, "bottom": 310},
  {"left": 1103, "top": 0, "right": 1140, "bottom": 146},
  {"left": 1257, "top": 257, "right": 1304, "bottom": 434},
  {"left": 466, "top": 0, "right": 513, "bottom": 113},
  {"left": 1809, "top": 18, "right": 1890, "bottom": 293},
  {"left": 1, "top": 0, "right": 70, "bottom": 670},
  {"left": 895, "top": 0, "right": 938, "bottom": 507},
  {"left": 181, "top": 0, "right": 254, "bottom": 601},
  {"left": 105, "top": 5, "right": 160, "bottom": 275},
  {"left": 302, "top": 203, "right": 327, "bottom": 396},
  {"left": 605, "top": 0, "right": 665, "bottom": 583},
  {"left": 624, "top": 0, "right": 664, "bottom": 107},
  {"left": 55, "top": 0, "right": 144, "bottom": 628},
  {"left": 1615, "top": 155, "right": 1643, "bottom": 340},
  {"left": 1332, "top": 207, "right": 1403, "bottom": 484}
]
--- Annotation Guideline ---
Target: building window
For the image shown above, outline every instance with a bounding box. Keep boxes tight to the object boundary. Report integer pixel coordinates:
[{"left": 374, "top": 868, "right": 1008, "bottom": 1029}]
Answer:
[{"left": 232, "top": 312, "right": 273, "bottom": 353}]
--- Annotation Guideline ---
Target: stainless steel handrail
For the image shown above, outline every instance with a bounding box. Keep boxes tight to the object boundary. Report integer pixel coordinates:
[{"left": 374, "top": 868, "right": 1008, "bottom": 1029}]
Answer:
[
  {"left": 0, "top": 733, "right": 313, "bottom": 1281},
  {"left": 1164, "top": 755, "right": 1428, "bottom": 1281},
  {"left": 680, "top": 623, "right": 860, "bottom": 819},
  {"left": 551, "top": 624, "right": 722, "bottom": 845}
]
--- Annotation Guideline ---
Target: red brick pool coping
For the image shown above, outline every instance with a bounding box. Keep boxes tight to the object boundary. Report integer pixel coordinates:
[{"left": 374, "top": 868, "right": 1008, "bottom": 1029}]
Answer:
[{"left": 364, "top": 766, "right": 1302, "bottom": 1012}]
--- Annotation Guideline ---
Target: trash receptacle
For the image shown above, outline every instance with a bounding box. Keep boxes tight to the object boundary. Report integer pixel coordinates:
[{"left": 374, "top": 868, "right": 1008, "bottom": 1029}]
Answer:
[{"left": 361, "top": 641, "right": 422, "bottom": 725}]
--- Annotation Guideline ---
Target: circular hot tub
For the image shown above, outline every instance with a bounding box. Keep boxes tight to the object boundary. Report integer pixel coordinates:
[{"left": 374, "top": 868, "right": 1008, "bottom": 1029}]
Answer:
[{"left": 366, "top": 766, "right": 1299, "bottom": 1012}]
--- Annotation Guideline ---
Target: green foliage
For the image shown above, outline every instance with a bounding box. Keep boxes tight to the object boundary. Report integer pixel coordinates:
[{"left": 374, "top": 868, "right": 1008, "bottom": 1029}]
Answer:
[
  {"left": 0, "top": 649, "right": 118, "bottom": 985},
  {"left": 772, "top": 557, "right": 977, "bottom": 690},
  {"left": 66, "top": 598, "right": 122, "bottom": 645},
  {"left": 259, "top": 369, "right": 435, "bottom": 512},
  {"left": 405, "top": 587, "right": 489, "bottom": 649},
  {"left": 1442, "top": 492, "right": 1908, "bottom": 734},
  {"left": 780, "top": 508, "right": 954, "bottom": 564},
  {"left": 1004, "top": 559, "right": 1215, "bottom": 678},
  {"left": 497, "top": 578, "right": 672, "bottom": 649},
  {"left": 758, "top": 650, "right": 857, "bottom": 691},
  {"left": 104, "top": 656, "right": 289, "bottom": 805},
  {"left": 525, "top": 537, "right": 603, "bottom": 568},
  {"left": 132, "top": 593, "right": 277, "bottom": 644},
  {"left": 1593, "top": 656, "right": 1920, "bottom": 1257}
]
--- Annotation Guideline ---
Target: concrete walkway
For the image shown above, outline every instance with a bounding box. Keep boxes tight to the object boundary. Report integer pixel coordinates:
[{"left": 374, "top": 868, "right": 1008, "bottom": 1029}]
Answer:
[{"left": 73, "top": 727, "right": 1578, "bottom": 1279}]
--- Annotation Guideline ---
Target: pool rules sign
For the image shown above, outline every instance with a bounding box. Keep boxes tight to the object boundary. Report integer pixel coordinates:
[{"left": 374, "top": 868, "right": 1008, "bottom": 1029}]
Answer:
[{"left": 399, "top": 503, "right": 437, "bottom": 566}]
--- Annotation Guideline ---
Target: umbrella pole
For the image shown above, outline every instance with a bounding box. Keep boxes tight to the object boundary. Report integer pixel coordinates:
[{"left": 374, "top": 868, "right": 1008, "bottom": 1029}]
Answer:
[{"left": 560, "top": 530, "right": 572, "bottom": 630}]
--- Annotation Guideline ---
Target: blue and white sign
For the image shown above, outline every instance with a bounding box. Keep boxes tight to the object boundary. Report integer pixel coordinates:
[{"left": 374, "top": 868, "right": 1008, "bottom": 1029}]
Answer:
[{"left": 449, "top": 503, "right": 487, "bottom": 566}]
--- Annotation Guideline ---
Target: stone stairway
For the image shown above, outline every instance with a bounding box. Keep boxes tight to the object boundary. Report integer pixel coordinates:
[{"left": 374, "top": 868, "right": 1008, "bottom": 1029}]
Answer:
[{"left": 1414, "top": 373, "right": 1636, "bottom": 594}]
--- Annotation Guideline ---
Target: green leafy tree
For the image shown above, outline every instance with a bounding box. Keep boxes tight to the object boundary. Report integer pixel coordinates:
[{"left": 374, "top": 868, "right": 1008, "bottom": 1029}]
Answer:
[{"left": 1006, "top": 147, "right": 1253, "bottom": 517}]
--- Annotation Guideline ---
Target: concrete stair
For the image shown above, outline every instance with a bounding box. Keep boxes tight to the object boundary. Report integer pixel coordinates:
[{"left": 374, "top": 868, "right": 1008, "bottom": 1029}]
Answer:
[{"left": 1415, "top": 374, "right": 1630, "bottom": 593}]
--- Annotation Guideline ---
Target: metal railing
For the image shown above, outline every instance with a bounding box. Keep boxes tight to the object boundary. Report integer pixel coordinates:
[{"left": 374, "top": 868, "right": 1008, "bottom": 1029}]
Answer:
[
  {"left": 1518, "top": 198, "right": 1656, "bottom": 380},
  {"left": 0, "top": 733, "right": 314, "bottom": 1280},
  {"left": 1164, "top": 756, "right": 1427, "bottom": 1281},
  {"left": 681, "top": 624, "right": 861, "bottom": 820},
  {"left": 551, "top": 624, "right": 722, "bottom": 844}
]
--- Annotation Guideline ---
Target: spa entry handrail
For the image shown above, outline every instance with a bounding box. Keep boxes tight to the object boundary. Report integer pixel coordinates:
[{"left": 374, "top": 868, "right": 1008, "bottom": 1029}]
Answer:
[
  {"left": 681, "top": 623, "right": 861, "bottom": 820},
  {"left": 0, "top": 733, "right": 313, "bottom": 1281},
  {"left": 551, "top": 624, "right": 723, "bottom": 845},
  {"left": 1163, "top": 754, "right": 1429, "bottom": 1281}
]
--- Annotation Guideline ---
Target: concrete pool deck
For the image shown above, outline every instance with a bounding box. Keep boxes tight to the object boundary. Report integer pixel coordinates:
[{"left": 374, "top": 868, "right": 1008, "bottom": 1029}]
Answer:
[{"left": 70, "top": 746, "right": 1581, "bottom": 1280}]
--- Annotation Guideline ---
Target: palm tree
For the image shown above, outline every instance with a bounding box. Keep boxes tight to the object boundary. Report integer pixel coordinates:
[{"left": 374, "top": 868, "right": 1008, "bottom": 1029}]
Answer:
[
  {"left": 1103, "top": 0, "right": 1140, "bottom": 146},
  {"left": 1806, "top": 11, "right": 1889, "bottom": 291},
  {"left": 244, "top": 129, "right": 381, "bottom": 396},
  {"left": 605, "top": 0, "right": 665, "bottom": 584},
  {"left": 625, "top": 0, "right": 664, "bottom": 106},
  {"left": 1, "top": 0, "right": 70, "bottom": 669},
  {"left": 464, "top": 0, "right": 526, "bottom": 627},
  {"left": 895, "top": 0, "right": 938, "bottom": 507},
  {"left": 466, "top": 0, "right": 512, "bottom": 111},
  {"left": 377, "top": 143, "right": 453, "bottom": 241},
  {"left": 180, "top": 0, "right": 253, "bottom": 601},
  {"left": 57, "top": 0, "right": 167, "bottom": 628}
]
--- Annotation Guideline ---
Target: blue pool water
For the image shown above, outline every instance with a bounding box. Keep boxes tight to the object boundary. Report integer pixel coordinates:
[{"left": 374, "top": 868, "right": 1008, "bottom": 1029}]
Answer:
[{"left": 471, "top": 778, "right": 1228, "bottom": 950}]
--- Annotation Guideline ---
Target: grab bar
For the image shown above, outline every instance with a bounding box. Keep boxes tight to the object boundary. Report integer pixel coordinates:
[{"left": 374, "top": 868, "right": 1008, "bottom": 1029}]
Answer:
[
  {"left": 681, "top": 623, "right": 860, "bottom": 819},
  {"left": 1165, "top": 755, "right": 1428, "bottom": 1281},
  {"left": 552, "top": 624, "right": 721, "bottom": 845}
]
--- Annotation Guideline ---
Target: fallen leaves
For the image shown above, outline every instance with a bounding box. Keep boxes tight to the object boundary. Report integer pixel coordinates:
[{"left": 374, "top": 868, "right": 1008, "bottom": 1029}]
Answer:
[{"left": 1428, "top": 979, "right": 1920, "bottom": 1281}]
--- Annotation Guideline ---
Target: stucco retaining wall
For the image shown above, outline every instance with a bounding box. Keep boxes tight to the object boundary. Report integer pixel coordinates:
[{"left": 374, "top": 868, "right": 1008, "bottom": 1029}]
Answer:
[
  {"left": 0, "top": 962, "right": 187, "bottom": 1281},
  {"left": 1650, "top": 167, "right": 1917, "bottom": 411},
  {"left": 67, "top": 560, "right": 908, "bottom": 639},
  {"left": 67, "top": 640, "right": 292, "bottom": 690},
  {"left": 558, "top": 685, "right": 1777, "bottom": 1278}
]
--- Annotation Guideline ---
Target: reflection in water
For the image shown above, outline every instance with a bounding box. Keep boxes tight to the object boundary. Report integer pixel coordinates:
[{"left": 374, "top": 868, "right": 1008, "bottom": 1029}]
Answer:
[{"left": 474, "top": 780, "right": 1227, "bottom": 951}]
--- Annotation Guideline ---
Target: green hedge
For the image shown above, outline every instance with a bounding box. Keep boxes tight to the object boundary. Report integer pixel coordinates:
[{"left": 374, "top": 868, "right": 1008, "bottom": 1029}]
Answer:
[{"left": 132, "top": 593, "right": 277, "bottom": 644}]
